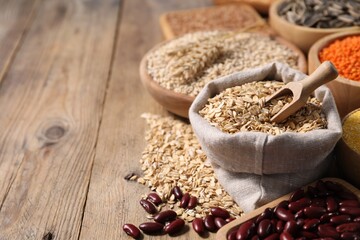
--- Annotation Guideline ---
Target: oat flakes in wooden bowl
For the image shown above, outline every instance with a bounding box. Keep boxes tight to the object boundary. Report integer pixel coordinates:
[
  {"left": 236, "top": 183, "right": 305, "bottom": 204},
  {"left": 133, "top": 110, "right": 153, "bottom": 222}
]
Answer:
[{"left": 140, "top": 31, "right": 307, "bottom": 118}]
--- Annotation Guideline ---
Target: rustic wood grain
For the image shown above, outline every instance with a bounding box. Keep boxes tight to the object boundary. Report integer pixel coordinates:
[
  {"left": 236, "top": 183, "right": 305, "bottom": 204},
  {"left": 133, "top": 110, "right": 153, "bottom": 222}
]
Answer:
[
  {"left": 79, "top": 0, "right": 214, "bottom": 239},
  {"left": 0, "top": 0, "right": 120, "bottom": 239},
  {"left": 0, "top": 0, "right": 38, "bottom": 83}
]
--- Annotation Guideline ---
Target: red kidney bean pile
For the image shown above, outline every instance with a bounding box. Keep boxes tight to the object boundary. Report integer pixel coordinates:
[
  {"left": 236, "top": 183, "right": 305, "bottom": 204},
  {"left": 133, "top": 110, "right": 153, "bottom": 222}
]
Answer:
[
  {"left": 123, "top": 186, "right": 236, "bottom": 239},
  {"left": 227, "top": 180, "right": 360, "bottom": 240}
]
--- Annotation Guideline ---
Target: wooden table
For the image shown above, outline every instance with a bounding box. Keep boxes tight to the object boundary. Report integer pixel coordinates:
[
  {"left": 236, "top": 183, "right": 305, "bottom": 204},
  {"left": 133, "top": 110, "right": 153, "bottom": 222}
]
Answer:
[{"left": 0, "top": 0, "right": 219, "bottom": 239}]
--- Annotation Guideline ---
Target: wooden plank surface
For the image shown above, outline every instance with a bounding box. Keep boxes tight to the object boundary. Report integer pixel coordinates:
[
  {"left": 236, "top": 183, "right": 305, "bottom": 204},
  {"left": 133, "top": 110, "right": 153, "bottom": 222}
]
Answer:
[
  {"left": 0, "top": 0, "right": 120, "bottom": 239},
  {"left": 80, "top": 0, "right": 214, "bottom": 239},
  {"left": 0, "top": 0, "right": 38, "bottom": 82}
]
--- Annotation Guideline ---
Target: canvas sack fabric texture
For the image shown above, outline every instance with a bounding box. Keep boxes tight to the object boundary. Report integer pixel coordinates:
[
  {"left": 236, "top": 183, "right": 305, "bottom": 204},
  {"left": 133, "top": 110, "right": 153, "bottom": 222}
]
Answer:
[{"left": 189, "top": 62, "right": 342, "bottom": 212}]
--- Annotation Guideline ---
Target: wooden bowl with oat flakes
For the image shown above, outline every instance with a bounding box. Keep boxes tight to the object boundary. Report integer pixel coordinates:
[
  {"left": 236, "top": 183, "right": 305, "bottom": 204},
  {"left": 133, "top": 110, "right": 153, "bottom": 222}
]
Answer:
[{"left": 140, "top": 31, "right": 307, "bottom": 118}]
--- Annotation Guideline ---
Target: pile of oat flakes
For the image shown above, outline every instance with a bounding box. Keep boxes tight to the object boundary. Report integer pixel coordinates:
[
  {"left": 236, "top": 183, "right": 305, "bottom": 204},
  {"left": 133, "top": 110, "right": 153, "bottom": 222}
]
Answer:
[{"left": 136, "top": 113, "right": 243, "bottom": 222}]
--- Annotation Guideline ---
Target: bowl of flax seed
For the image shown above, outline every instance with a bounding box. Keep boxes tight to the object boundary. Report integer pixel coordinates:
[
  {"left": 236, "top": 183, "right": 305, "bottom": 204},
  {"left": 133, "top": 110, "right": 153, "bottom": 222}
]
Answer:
[{"left": 140, "top": 31, "right": 307, "bottom": 118}]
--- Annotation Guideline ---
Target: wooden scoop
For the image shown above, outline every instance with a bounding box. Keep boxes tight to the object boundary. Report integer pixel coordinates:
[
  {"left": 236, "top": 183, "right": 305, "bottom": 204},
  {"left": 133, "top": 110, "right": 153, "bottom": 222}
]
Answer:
[{"left": 266, "top": 61, "right": 338, "bottom": 123}]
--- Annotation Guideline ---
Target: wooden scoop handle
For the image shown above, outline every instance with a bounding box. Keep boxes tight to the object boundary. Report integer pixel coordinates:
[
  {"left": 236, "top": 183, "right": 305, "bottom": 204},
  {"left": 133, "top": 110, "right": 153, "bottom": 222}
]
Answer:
[{"left": 300, "top": 61, "right": 338, "bottom": 95}]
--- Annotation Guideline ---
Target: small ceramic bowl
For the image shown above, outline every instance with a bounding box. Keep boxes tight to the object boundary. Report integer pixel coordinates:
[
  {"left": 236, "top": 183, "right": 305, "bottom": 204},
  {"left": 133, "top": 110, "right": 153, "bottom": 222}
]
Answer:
[
  {"left": 269, "top": 0, "right": 360, "bottom": 53},
  {"left": 336, "top": 108, "right": 360, "bottom": 189},
  {"left": 140, "top": 34, "right": 307, "bottom": 118},
  {"left": 308, "top": 31, "right": 360, "bottom": 118}
]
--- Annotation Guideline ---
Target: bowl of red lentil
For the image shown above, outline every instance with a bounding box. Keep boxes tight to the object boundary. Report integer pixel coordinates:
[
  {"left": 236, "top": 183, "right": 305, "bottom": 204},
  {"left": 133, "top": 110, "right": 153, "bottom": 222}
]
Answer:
[
  {"left": 269, "top": 0, "right": 360, "bottom": 53},
  {"left": 336, "top": 108, "right": 360, "bottom": 189},
  {"left": 308, "top": 30, "right": 360, "bottom": 118}
]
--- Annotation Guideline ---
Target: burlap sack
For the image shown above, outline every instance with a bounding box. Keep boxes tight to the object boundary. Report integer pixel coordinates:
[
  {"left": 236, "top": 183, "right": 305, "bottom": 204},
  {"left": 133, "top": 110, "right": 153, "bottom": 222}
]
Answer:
[{"left": 189, "top": 62, "right": 342, "bottom": 212}]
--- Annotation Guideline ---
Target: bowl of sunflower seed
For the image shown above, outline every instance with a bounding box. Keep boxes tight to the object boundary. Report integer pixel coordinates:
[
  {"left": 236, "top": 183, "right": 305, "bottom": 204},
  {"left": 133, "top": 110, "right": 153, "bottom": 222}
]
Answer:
[{"left": 269, "top": 0, "right": 360, "bottom": 53}]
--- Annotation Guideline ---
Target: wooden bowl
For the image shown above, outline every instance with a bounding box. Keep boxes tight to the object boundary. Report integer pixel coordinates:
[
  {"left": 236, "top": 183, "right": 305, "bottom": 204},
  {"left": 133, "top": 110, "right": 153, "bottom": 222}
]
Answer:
[
  {"left": 213, "top": 0, "right": 276, "bottom": 15},
  {"left": 140, "top": 34, "right": 307, "bottom": 118},
  {"left": 216, "top": 178, "right": 360, "bottom": 240},
  {"left": 269, "top": 0, "right": 360, "bottom": 53},
  {"left": 308, "top": 31, "right": 360, "bottom": 118},
  {"left": 336, "top": 109, "right": 360, "bottom": 189}
]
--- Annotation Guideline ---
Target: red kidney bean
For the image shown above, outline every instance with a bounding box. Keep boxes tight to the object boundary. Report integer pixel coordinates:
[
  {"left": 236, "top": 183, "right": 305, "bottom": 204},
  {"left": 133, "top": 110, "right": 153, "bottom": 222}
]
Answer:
[
  {"left": 251, "top": 236, "right": 260, "bottom": 240},
  {"left": 288, "top": 198, "right": 311, "bottom": 213},
  {"left": 340, "top": 232, "right": 360, "bottom": 240},
  {"left": 139, "top": 222, "right": 164, "bottom": 234},
  {"left": 317, "top": 224, "right": 339, "bottom": 239},
  {"left": 311, "top": 198, "right": 326, "bottom": 208},
  {"left": 338, "top": 191, "right": 358, "bottom": 200},
  {"left": 296, "top": 218, "right": 304, "bottom": 228},
  {"left": 290, "top": 189, "right": 305, "bottom": 202},
  {"left": 276, "top": 220, "right": 284, "bottom": 233},
  {"left": 179, "top": 193, "right": 190, "bottom": 208},
  {"left": 284, "top": 220, "right": 299, "bottom": 236},
  {"left": 164, "top": 218, "right": 185, "bottom": 235},
  {"left": 236, "top": 219, "right": 255, "bottom": 240},
  {"left": 339, "top": 199, "right": 360, "bottom": 208},
  {"left": 139, "top": 199, "right": 157, "bottom": 214},
  {"left": 256, "top": 208, "right": 273, "bottom": 224},
  {"left": 257, "top": 219, "right": 273, "bottom": 238},
  {"left": 295, "top": 209, "right": 305, "bottom": 219},
  {"left": 204, "top": 215, "right": 217, "bottom": 232},
  {"left": 315, "top": 180, "right": 328, "bottom": 193},
  {"left": 192, "top": 218, "right": 205, "bottom": 235},
  {"left": 304, "top": 206, "right": 326, "bottom": 218},
  {"left": 226, "top": 217, "right": 236, "bottom": 223},
  {"left": 264, "top": 233, "right": 280, "bottom": 240},
  {"left": 227, "top": 228, "right": 237, "bottom": 240},
  {"left": 211, "top": 207, "right": 230, "bottom": 219},
  {"left": 307, "top": 186, "right": 319, "bottom": 198},
  {"left": 123, "top": 223, "right": 141, "bottom": 239},
  {"left": 303, "top": 218, "right": 320, "bottom": 231},
  {"left": 320, "top": 212, "right": 339, "bottom": 223},
  {"left": 280, "top": 231, "right": 294, "bottom": 240},
  {"left": 172, "top": 186, "right": 183, "bottom": 200},
  {"left": 187, "top": 196, "right": 197, "bottom": 209},
  {"left": 336, "top": 222, "right": 360, "bottom": 233},
  {"left": 326, "top": 196, "right": 338, "bottom": 212},
  {"left": 300, "top": 230, "right": 318, "bottom": 238},
  {"left": 146, "top": 192, "right": 162, "bottom": 206},
  {"left": 275, "top": 201, "right": 290, "bottom": 212},
  {"left": 325, "top": 181, "right": 343, "bottom": 192},
  {"left": 354, "top": 217, "right": 360, "bottom": 222},
  {"left": 295, "top": 237, "right": 306, "bottom": 240},
  {"left": 339, "top": 207, "right": 360, "bottom": 216},
  {"left": 153, "top": 210, "right": 177, "bottom": 224},
  {"left": 276, "top": 207, "right": 295, "bottom": 222},
  {"left": 215, "top": 217, "right": 227, "bottom": 229},
  {"left": 329, "top": 215, "right": 351, "bottom": 225}
]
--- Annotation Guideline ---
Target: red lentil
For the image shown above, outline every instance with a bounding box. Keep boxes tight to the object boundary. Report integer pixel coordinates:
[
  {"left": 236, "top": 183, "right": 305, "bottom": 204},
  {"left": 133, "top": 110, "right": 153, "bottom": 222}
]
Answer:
[{"left": 319, "top": 36, "right": 360, "bottom": 81}]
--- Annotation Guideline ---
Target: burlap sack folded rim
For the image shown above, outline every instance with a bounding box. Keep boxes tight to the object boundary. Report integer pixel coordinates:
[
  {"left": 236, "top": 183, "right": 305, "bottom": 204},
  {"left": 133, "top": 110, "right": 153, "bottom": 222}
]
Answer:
[{"left": 189, "top": 62, "right": 342, "bottom": 175}]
